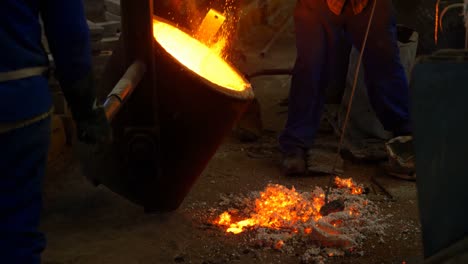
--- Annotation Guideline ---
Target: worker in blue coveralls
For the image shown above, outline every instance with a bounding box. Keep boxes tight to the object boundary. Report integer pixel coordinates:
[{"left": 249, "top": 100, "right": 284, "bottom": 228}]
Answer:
[
  {"left": 0, "top": 0, "right": 111, "bottom": 262},
  {"left": 280, "top": 0, "right": 415, "bottom": 178}
]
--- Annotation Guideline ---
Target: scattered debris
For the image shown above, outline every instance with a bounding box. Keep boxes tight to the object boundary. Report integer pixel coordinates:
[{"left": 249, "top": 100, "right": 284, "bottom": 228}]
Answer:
[{"left": 204, "top": 177, "right": 388, "bottom": 263}]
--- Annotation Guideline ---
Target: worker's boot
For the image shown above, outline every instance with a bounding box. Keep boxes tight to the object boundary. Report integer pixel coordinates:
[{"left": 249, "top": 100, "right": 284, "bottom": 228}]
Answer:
[
  {"left": 384, "top": 136, "right": 416, "bottom": 180},
  {"left": 282, "top": 148, "right": 306, "bottom": 176}
]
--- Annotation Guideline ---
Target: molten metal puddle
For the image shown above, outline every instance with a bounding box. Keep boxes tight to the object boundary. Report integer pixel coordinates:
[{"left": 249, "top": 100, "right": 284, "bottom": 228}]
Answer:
[{"left": 153, "top": 18, "right": 249, "bottom": 92}]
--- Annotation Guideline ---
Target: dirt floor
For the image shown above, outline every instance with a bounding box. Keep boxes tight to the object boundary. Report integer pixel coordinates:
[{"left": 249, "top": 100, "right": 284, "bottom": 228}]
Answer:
[{"left": 41, "top": 22, "right": 424, "bottom": 264}]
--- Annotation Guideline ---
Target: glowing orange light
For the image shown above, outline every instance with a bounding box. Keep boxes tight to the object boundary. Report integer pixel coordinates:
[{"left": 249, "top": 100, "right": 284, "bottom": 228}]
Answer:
[
  {"left": 274, "top": 240, "right": 285, "bottom": 250},
  {"left": 334, "top": 177, "right": 363, "bottom": 195},
  {"left": 152, "top": 18, "right": 249, "bottom": 92},
  {"left": 215, "top": 184, "right": 325, "bottom": 234},
  {"left": 214, "top": 179, "right": 368, "bottom": 240},
  {"left": 218, "top": 212, "right": 232, "bottom": 226}
]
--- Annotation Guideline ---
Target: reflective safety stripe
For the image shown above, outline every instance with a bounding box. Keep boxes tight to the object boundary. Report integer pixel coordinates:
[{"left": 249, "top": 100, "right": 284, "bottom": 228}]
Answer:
[
  {"left": 0, "top": 66, "right": 48, "bottom": 82},
  {"left": 0, "top": 108, "right": 54, "bottom": 134}
]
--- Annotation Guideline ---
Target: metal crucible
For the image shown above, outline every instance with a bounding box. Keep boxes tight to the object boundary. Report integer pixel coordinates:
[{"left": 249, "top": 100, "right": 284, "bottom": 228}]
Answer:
[{"left": 77, "top": 11, "right": 254, "bottom": 213}]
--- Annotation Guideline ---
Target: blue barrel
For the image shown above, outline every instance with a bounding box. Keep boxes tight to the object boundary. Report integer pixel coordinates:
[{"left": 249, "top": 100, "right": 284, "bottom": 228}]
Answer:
[{"left": 412, "top": 49, "right": 468, "bottom": 259}]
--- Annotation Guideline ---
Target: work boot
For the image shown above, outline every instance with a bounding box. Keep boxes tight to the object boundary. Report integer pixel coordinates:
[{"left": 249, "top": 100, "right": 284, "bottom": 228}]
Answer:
[
  {"left": 282, "top": 148, "right": 306, "bottom": 176},
  {"left": 383, "top": 136, "right": 416, "bottom": 180}
]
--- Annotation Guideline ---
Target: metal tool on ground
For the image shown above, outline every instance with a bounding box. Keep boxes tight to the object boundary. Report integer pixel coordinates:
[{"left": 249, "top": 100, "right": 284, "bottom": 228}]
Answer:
[
  {"left": 322, "top": 0, "right": 378, "bottom": 212},
  {"left": 195, "top": 8, "right": 226, "bottom": 45},
  {"left": 370, "top": 173, "right": 395, "bottom": 201}
]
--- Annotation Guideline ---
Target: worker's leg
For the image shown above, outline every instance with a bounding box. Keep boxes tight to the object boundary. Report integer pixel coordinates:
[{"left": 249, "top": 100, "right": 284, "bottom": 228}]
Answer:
[
  {"left": 279, "top": 0, "right": 342, "bottom": 154},
  {"left": 345, "top": 0, "right": 411, "bottom": 136},
  {"left": 0, "top": 117, "right": 50, "bottom": 263}
]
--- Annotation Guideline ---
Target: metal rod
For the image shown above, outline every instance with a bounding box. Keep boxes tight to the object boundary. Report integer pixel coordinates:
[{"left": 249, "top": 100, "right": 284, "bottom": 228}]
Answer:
[
  {"left": 466, "top": 27, "right": 468, "bottom": 49},
  {"left": 324, "top": 0, "right": 377, "bottom": 204},
  {"left": 370, "top": 174, "right": 395, "bottom": 201},
  {"left": 435, "top": 0, "right": 441, "bottom": 45},
  {"left": 465, "top": 1, "right": 468, "bottom": 49},
  {"left": 246, "top": 68, "right": 293, "bottom": 79},
  {"left": 103, "top": 61, "right": 146, "bottom": 121},
  {"left": 439, "top": 3, "right": 464, "bottom": 33}
]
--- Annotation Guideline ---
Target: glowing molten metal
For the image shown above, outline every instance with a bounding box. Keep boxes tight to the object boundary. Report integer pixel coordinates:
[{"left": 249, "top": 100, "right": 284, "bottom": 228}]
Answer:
[
  {"left": 211, "top": 177, "right": 385, "bottom": 258},
  {"left": 215, "top": 177, "right": 366, "bottom": 235},
  {"left": 334, "top": 177, "right": 363, "bottom": 195},
  {"left": 153, "top": 18, "right": 248, "bottom": 92},
  {"left": 218, "top": 185, "right": 325, "bottom": 234}
]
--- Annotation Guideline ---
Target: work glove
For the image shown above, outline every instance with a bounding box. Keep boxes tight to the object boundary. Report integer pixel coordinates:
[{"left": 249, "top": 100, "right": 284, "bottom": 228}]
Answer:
[
  {"left": 62, "top": 71, "right": 112, "bottom": 144},
  {"left": 76, "top": 106, "right": 112, "bottom": 144}
]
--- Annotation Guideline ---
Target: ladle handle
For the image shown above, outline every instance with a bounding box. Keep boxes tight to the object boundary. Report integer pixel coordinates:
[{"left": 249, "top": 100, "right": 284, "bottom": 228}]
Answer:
[{"left": 103, "top": 61, "right": 146, "bottom": 121}]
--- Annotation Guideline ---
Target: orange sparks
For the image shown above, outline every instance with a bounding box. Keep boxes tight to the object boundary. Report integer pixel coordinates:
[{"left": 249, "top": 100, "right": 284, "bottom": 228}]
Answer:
[
  {"left": 334, "top": 177, "right": 363, "bottom": 195},
  {"left": 274, "top": 240, "right": 285, "bottom": 250}
]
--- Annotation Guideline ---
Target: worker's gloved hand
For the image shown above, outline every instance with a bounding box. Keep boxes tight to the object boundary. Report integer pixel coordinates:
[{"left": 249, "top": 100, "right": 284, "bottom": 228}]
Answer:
[
  {"left": 76, "top": 106, "right": 112, "bottom": 144},
  {"left": 61, "top": 71, "right": 112, "bottom": 144}
]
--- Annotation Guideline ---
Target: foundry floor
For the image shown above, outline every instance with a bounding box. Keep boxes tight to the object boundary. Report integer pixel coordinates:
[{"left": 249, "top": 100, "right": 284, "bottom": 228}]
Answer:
[{"left": 41, "top": 24, "right": 424, "bottom": 264}]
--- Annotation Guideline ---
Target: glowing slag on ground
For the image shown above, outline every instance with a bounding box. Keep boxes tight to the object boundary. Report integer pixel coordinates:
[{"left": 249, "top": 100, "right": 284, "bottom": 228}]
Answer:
[{"left": 212, "top": 177, "right": 387, "bottom": 254}]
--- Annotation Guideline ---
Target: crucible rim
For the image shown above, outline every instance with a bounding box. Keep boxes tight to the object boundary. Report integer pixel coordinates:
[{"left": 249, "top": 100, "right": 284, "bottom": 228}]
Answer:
[{"left": 153, "top": 15, "right": 254, "bottom": 101}]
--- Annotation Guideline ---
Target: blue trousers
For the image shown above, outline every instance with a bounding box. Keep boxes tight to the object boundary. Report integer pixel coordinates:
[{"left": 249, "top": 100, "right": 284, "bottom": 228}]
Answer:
[
  {"left": 0, "top": 117, "right": 50, "bottom": 263},
  {"left": 279, "top": 0, "right": 411, "bottom": 153}
]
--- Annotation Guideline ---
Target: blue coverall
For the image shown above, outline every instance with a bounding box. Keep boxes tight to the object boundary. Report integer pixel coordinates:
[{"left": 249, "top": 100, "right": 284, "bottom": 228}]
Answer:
[
  {"left": 279, "top": 0, "right": 411, "bottom": 154},
  {"left": 0, "top": 0, "right": 92, "bottom": 262}
]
